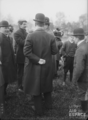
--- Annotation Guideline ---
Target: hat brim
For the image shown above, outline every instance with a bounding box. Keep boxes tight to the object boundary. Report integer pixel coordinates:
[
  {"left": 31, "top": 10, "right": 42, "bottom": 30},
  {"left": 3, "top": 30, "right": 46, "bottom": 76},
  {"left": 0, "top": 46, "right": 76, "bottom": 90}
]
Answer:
[
  {"left": 0, "top": 25, "right": 10, "bottom": 27},
  {"left": 45, "top": 22, "right": 51, "bottom": 25},
  {"left": 68, "top": 34, "right": 85, "bottom": 36},
  {"left": 33, "top": 19, "right": 45, "bottom": 23}
]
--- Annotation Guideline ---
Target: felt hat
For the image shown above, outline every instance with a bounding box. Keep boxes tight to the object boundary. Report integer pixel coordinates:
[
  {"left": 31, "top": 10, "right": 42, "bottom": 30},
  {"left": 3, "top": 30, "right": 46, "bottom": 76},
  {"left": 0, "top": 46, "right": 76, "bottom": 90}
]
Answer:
[
  {"left": 73, "top": 28, "right": 85, "bottom": 36},
  {"left": 33, "top": 13, "right": 45, "bottom": 23},
  {"left": 0, "top": 21, "right": 9, "bottom": 27}
]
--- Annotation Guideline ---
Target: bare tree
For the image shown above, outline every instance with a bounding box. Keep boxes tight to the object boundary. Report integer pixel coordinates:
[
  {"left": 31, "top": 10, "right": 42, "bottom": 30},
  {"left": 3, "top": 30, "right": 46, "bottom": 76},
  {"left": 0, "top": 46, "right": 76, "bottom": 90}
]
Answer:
[
  {"left": 6, "top": 14, "right": 14, "bottom": 24},
  {"left": 55, "top": 12, "right": 66, "bottom": 28},
  {"left": 79, "top": 14, "right": 87, "bottom": 27}
]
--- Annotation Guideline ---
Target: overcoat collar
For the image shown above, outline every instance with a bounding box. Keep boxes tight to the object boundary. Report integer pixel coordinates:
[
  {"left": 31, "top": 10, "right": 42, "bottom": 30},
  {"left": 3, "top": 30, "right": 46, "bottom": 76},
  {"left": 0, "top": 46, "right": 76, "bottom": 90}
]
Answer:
[
  {"left": 77, "top": 39, "right": 85, "bottom": 47},
  {"left": 77, "top": 40, "right": 86, "bottom": 48},
  {"left": 34, "top": 26, "right": 44, "bottom": 31}
]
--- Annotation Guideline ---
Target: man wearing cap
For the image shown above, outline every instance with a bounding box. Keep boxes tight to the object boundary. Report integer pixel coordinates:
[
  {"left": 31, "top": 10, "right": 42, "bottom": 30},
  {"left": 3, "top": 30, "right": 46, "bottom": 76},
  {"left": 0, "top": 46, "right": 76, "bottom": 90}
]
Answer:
[
  {"left": 23, "top": 13, "right": 57, "bottom": 116},
  {"left": 14, "top": 20, "right": 27, "bottom": 91},
  {"left": 61, "top": 33, "right": 77, "bottom": 85},
  {"left": 72, "top": 28, "right": 88, "bottom": 112},
  {"left": 0, "top": 20, "right": 16, "bottom": 116}
]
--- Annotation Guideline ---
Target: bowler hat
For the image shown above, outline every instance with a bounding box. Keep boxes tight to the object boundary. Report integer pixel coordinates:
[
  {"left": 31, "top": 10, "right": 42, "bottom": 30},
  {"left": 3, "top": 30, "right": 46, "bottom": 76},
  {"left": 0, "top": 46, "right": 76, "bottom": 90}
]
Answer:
[
  {"left": 73, "top": 28, "right": 85, "bottom": 36},
  {"left": 45, "top": 17, "right": 50, "bottom": 25},
  {"left": 0, "top": 21, "right": 9, "bottom": 27},
  {"left": 33, "top": 13, "right": 45, "bottom": 23},
  {"left": 73, "top": 28, "right": 84, "bottom": 36}
]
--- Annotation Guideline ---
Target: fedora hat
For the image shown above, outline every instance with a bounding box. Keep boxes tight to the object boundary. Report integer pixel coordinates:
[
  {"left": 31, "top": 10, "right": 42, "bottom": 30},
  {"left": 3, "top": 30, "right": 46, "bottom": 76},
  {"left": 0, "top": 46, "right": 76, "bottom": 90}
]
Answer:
[
  {"left": 0, "top": 21, "right": 9, "bottom": 27},
  {"left": 33, "top": 13, "right": 45, "bottom": 23}
]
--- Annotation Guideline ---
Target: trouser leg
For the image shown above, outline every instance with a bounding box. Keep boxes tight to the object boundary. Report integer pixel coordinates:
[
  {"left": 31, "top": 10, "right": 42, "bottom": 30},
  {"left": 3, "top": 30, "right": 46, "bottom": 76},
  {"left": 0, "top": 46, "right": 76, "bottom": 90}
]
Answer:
[
  {"left": 33, "top": 95, "right": 43, "bottom": 115},
  {"left": 64, "top": 69, "right": 68, "bottom": 82},
  {"left": 69, "top": 57, "right": 74, "bottom": 82},
  {"left": 69, "top": 71, "right": 73, "bottom": 82},
  {"left": 0, "top": 85, "right": 5, "bottom": 118},
  {"left": 63, "top": 56, "right": 68, "bottom": 82},
  {"left": 56, "top": 60, "right": 59, "bottom": 71},
  {"left": 4, "top": 83, "right": 8, "bottom": 96},
  {"left": 17, "top": 64, "right": 24, "bottom": 89},
  {"left": 44, "top": 92, "right": 52, "bottom": 109},
  {"left": 0, "top": 85, "right": 4, "bottom": 104},
  {"left": 77, "top": 86, "right": 88, "bottom": 112}
]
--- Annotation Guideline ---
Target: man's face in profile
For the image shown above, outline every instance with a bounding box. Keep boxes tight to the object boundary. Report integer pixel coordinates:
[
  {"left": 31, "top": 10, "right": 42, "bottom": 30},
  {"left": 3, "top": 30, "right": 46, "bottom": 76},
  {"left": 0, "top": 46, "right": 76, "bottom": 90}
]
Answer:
[{"left": 20, "top": 22, "right": 27, "bottom": 29}]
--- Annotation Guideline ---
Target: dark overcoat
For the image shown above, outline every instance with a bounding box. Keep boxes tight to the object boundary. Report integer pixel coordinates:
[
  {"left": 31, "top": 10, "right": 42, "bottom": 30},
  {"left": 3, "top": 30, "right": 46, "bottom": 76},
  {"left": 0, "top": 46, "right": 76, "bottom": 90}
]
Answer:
[
  {"left": 55, "top": 37, "right": 62, "bottom": 60},
  {"left": 0, "top": 33, "right": 16, "bottom": 83},
  {"left": 23, "top": 28, "right": 58, "bottom": 95},
  {"left": 14, "top": 28, "right": 27, "bottom": 64},
  {"left": 0, "top": 46, "right": 4, "bottom": 87},
  {"left": 72, "top": 40, "right": 88, "bottom": 91},
  {"left": 0, "top": 65, "right": 4, "bottom": 87}
]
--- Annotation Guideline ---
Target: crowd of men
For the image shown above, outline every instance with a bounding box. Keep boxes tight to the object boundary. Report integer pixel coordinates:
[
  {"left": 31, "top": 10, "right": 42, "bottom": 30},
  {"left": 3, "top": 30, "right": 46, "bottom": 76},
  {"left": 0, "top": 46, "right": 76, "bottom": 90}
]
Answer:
[{"left": 0, "top": 13, "right": 88, "bottom": 118}]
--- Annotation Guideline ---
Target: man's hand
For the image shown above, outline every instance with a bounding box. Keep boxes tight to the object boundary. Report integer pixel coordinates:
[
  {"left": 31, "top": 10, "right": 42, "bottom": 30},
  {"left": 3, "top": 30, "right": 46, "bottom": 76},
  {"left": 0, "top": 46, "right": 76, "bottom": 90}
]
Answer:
[{"left": 38, "top": 59, "right": 46, "bottom": 65}]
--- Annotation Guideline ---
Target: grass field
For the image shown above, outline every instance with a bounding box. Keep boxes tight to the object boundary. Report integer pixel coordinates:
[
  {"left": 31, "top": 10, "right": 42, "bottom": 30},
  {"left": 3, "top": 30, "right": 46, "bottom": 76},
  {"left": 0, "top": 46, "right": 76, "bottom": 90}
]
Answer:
[{"left": 2, "top": 69, "right": 84, "bottom": 120}]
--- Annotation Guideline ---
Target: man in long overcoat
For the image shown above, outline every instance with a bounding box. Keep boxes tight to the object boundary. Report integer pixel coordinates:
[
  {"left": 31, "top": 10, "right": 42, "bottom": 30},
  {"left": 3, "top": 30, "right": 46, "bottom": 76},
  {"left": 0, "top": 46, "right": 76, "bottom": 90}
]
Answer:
[
  {"left": 14, "top": 20, "right": 27, "bottom": 91},
  {"left": 23, "top": 13, "right": 58, "bottom": 116},
  {"left": 72, "top": 28, "right": 88, "bottom": 112},
  {"left": 0, "top": 21, "right": 16, "bottom": 98},
  {"left": 0, "top": 43, "right": 4, "bottom": 118}
]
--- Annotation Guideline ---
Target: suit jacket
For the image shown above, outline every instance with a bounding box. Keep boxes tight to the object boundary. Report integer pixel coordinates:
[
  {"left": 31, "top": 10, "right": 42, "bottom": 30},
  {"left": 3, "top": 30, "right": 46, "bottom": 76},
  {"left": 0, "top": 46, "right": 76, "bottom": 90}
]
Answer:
[
  {"left": 14, "top": 28, "right": 27, "bottom": 64},
  {"left": 72, "top": 40, "right": 88, "bottom": 91},
  {"left": 61, "top": 41, "right": 77, "bottom": 57},
  {"left": 0, "top": 33, "right": 16, "bottom": 83},
  {"left": 23, "top": 28, "right": 58, "bottom": 95}
]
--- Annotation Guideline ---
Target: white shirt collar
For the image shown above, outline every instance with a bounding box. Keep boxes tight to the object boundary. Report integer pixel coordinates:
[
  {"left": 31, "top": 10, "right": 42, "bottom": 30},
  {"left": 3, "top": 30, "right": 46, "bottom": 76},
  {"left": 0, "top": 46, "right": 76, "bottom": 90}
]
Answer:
[
  {"left": 69, "top": 39, "right": 73, "bottom": 43},
  {"left": 34, "top": 26, "right": 44, "bottom": 31},
  {"left": 77, "top": 39, "right": 85, "bottom": 46},
  {"left": 0, "top": 32, "right": 8, "bottom": 36}
]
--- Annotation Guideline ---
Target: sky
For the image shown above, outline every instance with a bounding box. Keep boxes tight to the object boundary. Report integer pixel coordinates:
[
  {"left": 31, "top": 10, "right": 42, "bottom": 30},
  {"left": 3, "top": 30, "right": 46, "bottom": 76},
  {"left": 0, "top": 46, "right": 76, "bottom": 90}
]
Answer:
[{"left": 0, "top": 0, "right": 87, "bottom": 23}]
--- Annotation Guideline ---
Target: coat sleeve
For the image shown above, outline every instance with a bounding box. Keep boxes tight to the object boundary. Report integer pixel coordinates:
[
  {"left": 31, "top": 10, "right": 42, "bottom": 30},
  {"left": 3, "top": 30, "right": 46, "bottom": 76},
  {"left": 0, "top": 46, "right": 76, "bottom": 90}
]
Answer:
[
  {"left": 51, "top": 37, "right": 58, "bottom": 55},
  {"left": 0, "top": 47, "right": 1, "bottom": 62},
  {"left": 23, "top": 34, "right": 40, "bottom": 64},
  {"left": 0, "top": 34, "right": 2, "bottom": 62},
  {"left": 72, "top": 48, "right": 85, "bottom": 84},
  {"left": 14, "top": 32, "right": 25, "bottom": 46},
  {"left": 60, "top": 42, "right": 66, "bottom": 56}
]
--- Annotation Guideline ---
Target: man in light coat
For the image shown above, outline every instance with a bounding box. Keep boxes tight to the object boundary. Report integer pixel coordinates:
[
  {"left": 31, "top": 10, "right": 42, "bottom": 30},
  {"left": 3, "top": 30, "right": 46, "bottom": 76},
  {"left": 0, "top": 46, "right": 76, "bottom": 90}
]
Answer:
[
  {"left": 72, "top": 28, "right": 88, "bottom": 112},
  {"left": 23, "top": 13, "right": 58, "bottom": 116}
]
